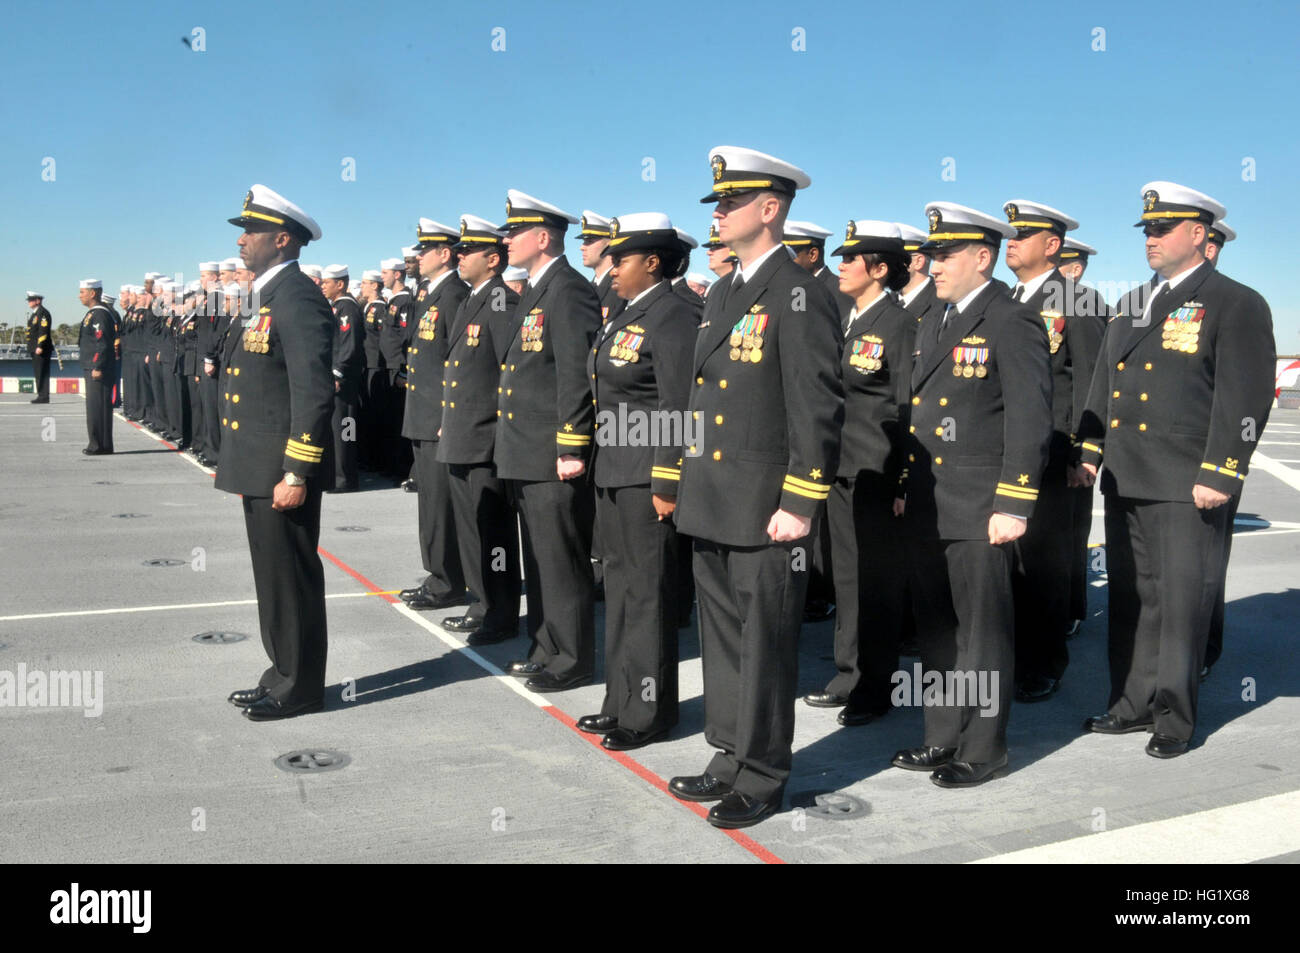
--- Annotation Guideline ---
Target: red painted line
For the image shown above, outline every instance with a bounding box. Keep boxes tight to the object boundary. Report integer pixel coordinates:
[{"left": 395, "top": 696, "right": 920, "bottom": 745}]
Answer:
[
  {"left": 317, "top": 547, "right": 401, "bottom": 604},
  {"left": 543, "top": 706, "right": 785, "bottom": 864}
]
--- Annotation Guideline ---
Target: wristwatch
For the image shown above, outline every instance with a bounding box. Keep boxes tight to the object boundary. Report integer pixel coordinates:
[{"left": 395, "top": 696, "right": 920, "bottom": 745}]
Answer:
[{"left": 283, "top": 472, "right": 306, "bottom": 487}]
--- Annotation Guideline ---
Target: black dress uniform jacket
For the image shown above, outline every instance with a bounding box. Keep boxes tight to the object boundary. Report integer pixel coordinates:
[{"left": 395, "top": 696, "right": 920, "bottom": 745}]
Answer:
[
  {"left": 1078, "top": 261, "right": 1275, "bottom": 500},
  {"left": 904, "top": 282, "right": 1053, "bottom": 540},
  {"left": 79, "top": 304, "right": 115, "bottom": 371},
  {"left": 27, "top": 306, "right": 53, "bottom": 356},
  {"left": 438, "top": 275, "right": 519, "bottom": 465},
  {"left": 214, "top": 264, "right": 336, "bottom": 496},
  {"left": 330, "top": 294, "right": 365, "bottom": 397},
  {"left": 402, "top": 273, "right": 468, "bottom": 441},
  {"left": 588, "top": 281, "right": 697, "bottom": 491},
  {"left": 903, "top": 278, "right": 942, "bottom": 328},
  {"left": 381, "top": 289, "right": 413, "bottom": 371},
  {"left": 362, "top": 299, "right": 387, "bottom": 369},
  {"left": 671, "top": 277, "right": 705, "bottom": 320},
  {"left": 495, "top": 257, "right": 602, "bottom": 482},
  {"left": 839, "top": 294, "right": 916, "bottom": 483},
  {"left": 674, "top": 251, "right": 845, "bottom": 547}
]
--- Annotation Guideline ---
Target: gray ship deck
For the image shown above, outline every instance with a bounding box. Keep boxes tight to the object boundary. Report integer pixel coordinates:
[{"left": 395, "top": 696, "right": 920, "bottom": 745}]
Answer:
[{"left": 2, "top": 397, "right": 1298, "bottom": 864}]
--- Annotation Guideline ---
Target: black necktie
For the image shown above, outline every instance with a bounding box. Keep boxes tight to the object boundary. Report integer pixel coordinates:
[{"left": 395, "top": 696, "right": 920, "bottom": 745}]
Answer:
[
  {"left": 940, "top": 304, "right": 953, "bottom": 331},
  {"left": 1013, "top": 283, "right": 1025, "bottom": 302}
]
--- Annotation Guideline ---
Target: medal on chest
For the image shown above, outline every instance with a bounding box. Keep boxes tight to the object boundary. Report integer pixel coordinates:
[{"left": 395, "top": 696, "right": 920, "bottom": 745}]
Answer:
[
  {"left": 952, "top": 344, "right": 989, "bottom": 378},
  {"left": 849, "top": 335, "right": 884, "bottom": 371},
  {"left": 1041, "top": 311, "right": 1065, "bottom": 354},
  {"left": 521, "top": 308, "right": 545, "bottom": 352},
  {"left": 609, "top": 325, "right": 646, "bottom": 364},
  {"left": 465, "top": 323, "right": 481, "bottom": 347},
  {"left": 1161, "top": 305, "right": 1204, "bottom": 353},
  {"left": 419, "top": 306, "right": 439, "bottom": 341},
  {"left": 243, "top": 307, "right": 273, "bottom": 353},
  {"left": 729, "top": 305, "right": 768, "bottom": 363}
]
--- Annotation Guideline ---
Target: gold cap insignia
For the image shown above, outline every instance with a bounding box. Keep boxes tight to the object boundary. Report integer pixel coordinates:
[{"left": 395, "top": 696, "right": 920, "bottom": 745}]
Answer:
[
  {"left": 1143, "top": 189, "right": 1158, "bottom": 211},
  {"left": 1003, "top": 202, "right": 1018, "bottom": 222},
  {"left": 460, "top": 220, "right": 467, "bottom": 237},
  {"left": 609, "top": 218, "right": 620, "bottom": 239},
  {"left": 845, "top": 220, "right": 856, "bottom": 240},
  {"left": 711, "top": 154, "right": 725, "bottom": 183},
  {"left": 927, "top": 208, "right": 941, "bottom": 233},
  {"left": 242, "top": 190, "right": 253, "bottom": 212}
]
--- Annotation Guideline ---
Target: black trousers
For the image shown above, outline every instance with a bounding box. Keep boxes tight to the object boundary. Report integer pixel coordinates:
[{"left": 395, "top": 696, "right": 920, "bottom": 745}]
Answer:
[
  {"left": 121, "top": 353, "right": 138, "bottom": 417},
  {"left": 360, "top": 368, "right": 385, "bottom": 470},
  {"left": 32, "top": 354, "right": 51, "bottom": 400},
  {"left": 693, "top": 536, "right": 808, "bottom": 801},
  {"left": 187, "top": 374, "right": 204, "bottom": 456},
  {"left": 1012, "top": 473, "right": 1073, "bottom": 682},
  {"left": 83, "top": 375, "right": 115, "bottom": 452},
  {"left": 826, "top": 473, "right": 904, "bottom": 711},
  {"left": 200, "top": 370, "right": 220, "bottom": 458},
  {"left": 906, "top": 536, "right": 1015, "bottom": 763},
  {"left": 242, "top": 490, "right": 328, "bottom": 706},
  {"left": 448, "top": 462, "right": 520, "bottom": 634},
  {"left": 805, "top": 500, "right": 835, "bottom": 609},
  {"left": 148, "top": 357, "right": 169, "bottom": 430},
  {"left": 1103, "top": 496, "right": 1228, "bottom": 742},
  {"left": 508, "top": 477, "right": 595, "bottom": 680},
  {"left": 1206, "top": 493, "right": 1239, "bottom": 669},
  {"left": 595, "top": 485, "right": 680, "bottom": 733},
  {"left": 332, "top": 388, "right": 359, "bottom": 490},
  {"left": 1069, "top": 484, "right": 1095, "bottom": 621},
  {"left": 412, "top": 439, "right": 464, "bottom": 600},
  {"left": 167, "top": 370, "right": 190, "bottom": 445},
  {"left": 386, "top": 370, "right": 412, "bottom": 480}
]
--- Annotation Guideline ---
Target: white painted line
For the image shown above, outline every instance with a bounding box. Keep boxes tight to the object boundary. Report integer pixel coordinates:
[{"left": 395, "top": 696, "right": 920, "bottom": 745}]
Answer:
[
  {"left": 1250, "top": 452, "right": 1300, "bottom": 494},
  {"left": 1260, "top": 440, "right": 1300, "bottom": 446},
  {"left": 389, "top": 602, "right": 550, "bottom": 709},
  {"left": 972, "top": 789, "right": 1300, "bottom": 864},
  {"left": 0, "top": 413, "right": 83, "bottom": 417},
  {"left": 0, "top": 591, "right": 382, "bottom": 623}
]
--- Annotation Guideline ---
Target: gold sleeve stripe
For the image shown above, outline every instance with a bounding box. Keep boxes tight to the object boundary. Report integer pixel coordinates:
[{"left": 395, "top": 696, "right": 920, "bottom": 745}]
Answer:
[
  {"left": 285, "top": 448, "right": 322, "bottom": 463},
  {"left": 556, "top": 433, "right": 592, "bottom": 446},
  {"left": 1080, "top": 442, "right": 1102, "bottom": 454},
  {"left": 285, "top": 441, "right": 323, "bottom": 460},
  {"left": 995, "top": 486, "right": 1038, "bottom": 501},
  {"left": 1200, "top": 462, "right": 1246, "bottom": 481},
  {"left": 651, "top": 467, "right": 681, "bottom": 481},
  {"left": 783, "top": 481, "right": 831, "bottom": 501},
  {"left": 783, "top": 473, "right": 830, "bottom": 493}
]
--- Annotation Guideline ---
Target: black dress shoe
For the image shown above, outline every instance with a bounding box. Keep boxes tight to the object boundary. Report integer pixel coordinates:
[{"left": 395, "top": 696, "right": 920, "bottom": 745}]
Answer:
[
  {"left": 802, "top": 600, "right": 836, "bottom": 623},
  {"left": 525, "top": 671, "right": 592, "bottom": 693},
  {"left": 891, "top": 746, "right": 957, "bottom": 771},
  {"left": 325, "top": 485, "right": 358, "bottom": 493},
  {"left": 401, "top": 478, "right": 418, "bottom": 492},
  {"left": 707, "top": 791, "right": 781, "bottom": 829},
  {"left": 398, "top": 587, "right": 424, "bottom": 601},
  {"left": 803, "top": 690, "right": 849, "bottom": 709},
  {"left": 602, "top": 726, "right": 668, "bottom": 751},
  {"left": 1199, "top": 664, "right": 1211, "bottom": 682},
  {"left": 1083, "top": 713, "right": 1154, "bottom": 734},
  {"left": 669, "top": 773, "right": 732, "bottom": 802},
  {"left": 506, "top": 660, "right": 544, "bottom": 678},
  {"left": 931, "top": 754, "right": 1009, "bottom": 788},
  {"left": 227, "top": 685, "right": 269, "bottom": 708},
  {"left": 241, "top": 696, "right": 324, "bottom": 721},
  {"left": 440, "top": 614, "right": 482, "bottom": 633},
  {"left": 466, "top": 629, "right": 515, "bottom": 646},
  {"left": 577, "top": 713, "right": 618, "bottom": 734},
  {"left": 1015, "top": 674, "right": 1061, "bottom": 703},
  {"left": 1066, "top": 618, "right": 1083, "bottom": 638},
  {"left": 30, "top": 397, "right": 49, "bottom": 404},
  {"left": 405, "top": 592, "right": 462, "bottom": 611},
  {"left": 1146, "top": 734, "right": 1189, "bottom": 758},
  {"left": 837, "top": 705, "right": 885, "bottom": 727}
]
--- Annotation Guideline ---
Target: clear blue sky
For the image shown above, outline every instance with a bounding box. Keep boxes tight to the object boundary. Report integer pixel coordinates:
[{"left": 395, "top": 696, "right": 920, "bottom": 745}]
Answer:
[{"left": 3, "top": 0, "right": 1297, "bottom": 352}]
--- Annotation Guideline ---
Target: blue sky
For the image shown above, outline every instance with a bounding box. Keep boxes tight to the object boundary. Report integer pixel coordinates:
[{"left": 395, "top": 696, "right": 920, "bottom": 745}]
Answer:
[{"left": 2, "top": 0, "right": 1297, "bottom": 352}]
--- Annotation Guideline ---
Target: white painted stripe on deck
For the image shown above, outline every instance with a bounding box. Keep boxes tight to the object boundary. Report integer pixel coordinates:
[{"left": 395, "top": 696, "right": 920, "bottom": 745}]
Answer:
[
  {"left": 388, "top": 602, "right": 550, "bottom": 709},
  {"left": 0, "top": 590, "right": 381, "bottom": 623},
  {"left": 972, "top": 789, "right": 1300, "bottom": 864}
]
